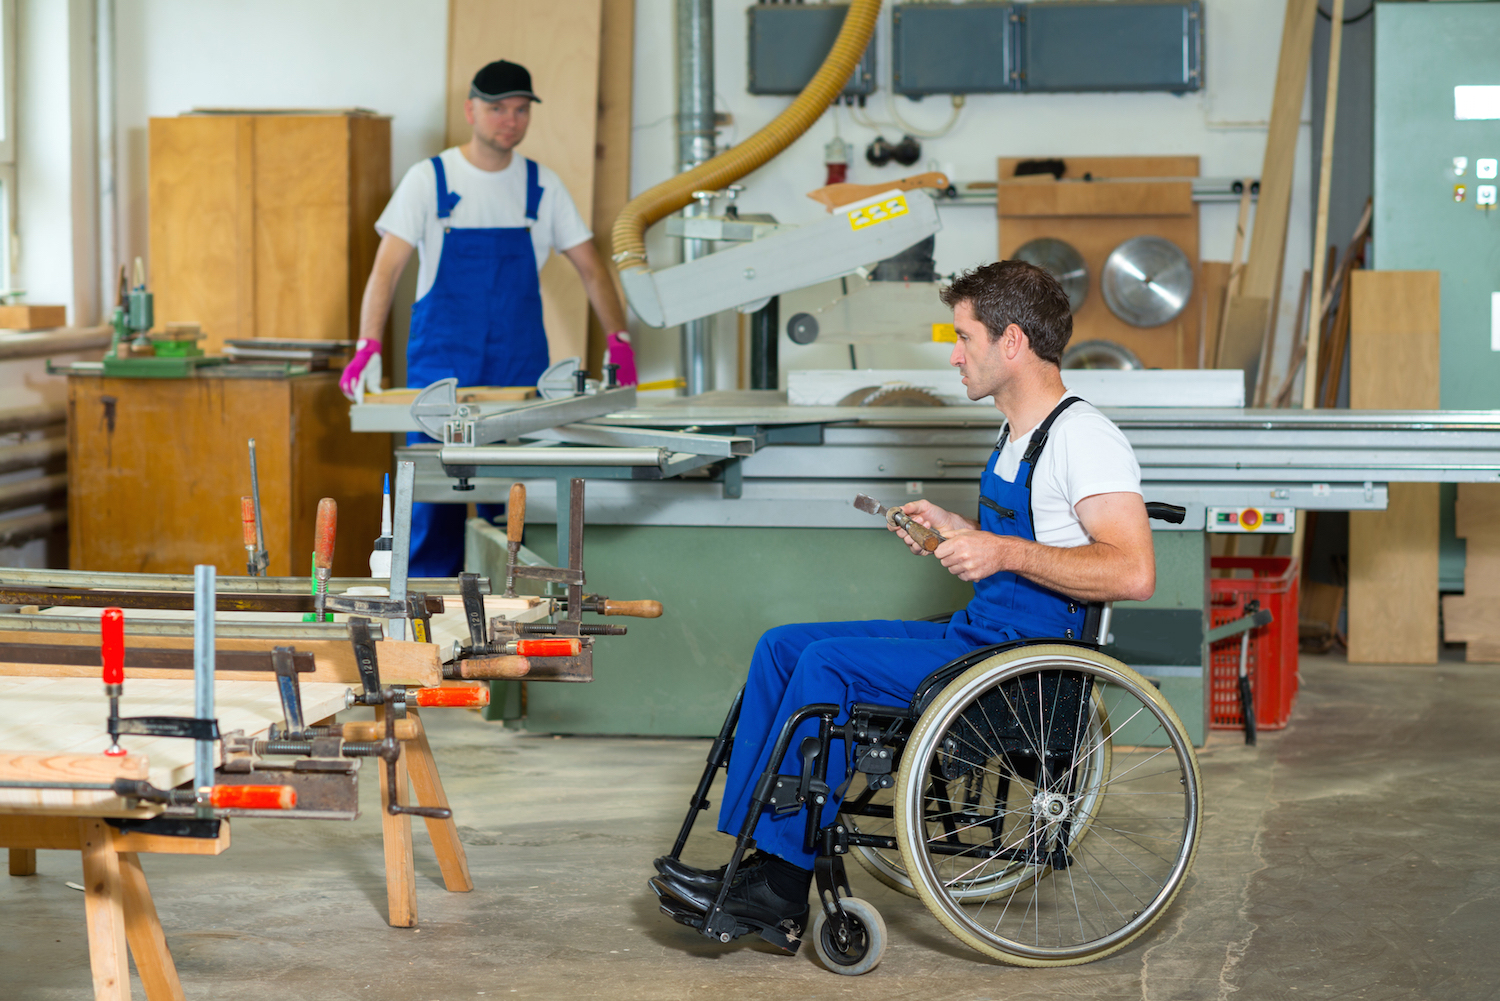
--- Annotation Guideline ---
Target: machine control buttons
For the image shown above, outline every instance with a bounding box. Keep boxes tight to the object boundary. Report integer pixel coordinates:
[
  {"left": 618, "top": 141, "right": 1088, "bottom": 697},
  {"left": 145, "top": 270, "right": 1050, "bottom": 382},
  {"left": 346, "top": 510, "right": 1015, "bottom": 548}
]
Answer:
[
  {"left": 1208, "top": 507, "right": 1294, "bottom": 533},
  {"left": 1477, "top": 158, "right": 1498, "bottom": 179},
  {"left": 1454, "top": 156, "right": 1469, "bottom": 176},
  {"left": 1479, "top": 185, "right": 1497, "bottom": 207},
  {"left": 1455, "top": 185, "right": 1468, "bottom": 203}
]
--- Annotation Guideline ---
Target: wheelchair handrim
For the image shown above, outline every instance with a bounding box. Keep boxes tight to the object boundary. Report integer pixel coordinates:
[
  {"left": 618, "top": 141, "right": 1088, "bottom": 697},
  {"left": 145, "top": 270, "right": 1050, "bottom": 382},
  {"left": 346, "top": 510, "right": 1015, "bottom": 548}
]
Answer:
[{"left": 896, "top": 648, "right": 1201, "bottom": 964}]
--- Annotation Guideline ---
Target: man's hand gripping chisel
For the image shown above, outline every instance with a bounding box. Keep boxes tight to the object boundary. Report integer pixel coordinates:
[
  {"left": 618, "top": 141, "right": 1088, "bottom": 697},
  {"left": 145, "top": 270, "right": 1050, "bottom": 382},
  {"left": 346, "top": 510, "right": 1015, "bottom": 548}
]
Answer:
[{"left": 853, "top": 493, "right": 946, "bottom": 552}]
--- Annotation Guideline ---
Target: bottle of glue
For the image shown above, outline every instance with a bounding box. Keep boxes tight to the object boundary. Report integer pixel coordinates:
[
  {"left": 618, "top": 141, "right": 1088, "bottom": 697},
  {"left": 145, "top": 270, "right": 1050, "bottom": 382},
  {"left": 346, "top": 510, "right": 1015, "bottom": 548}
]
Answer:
[{"left": 370, "top": 474, "right": 393, "bottom": 578}]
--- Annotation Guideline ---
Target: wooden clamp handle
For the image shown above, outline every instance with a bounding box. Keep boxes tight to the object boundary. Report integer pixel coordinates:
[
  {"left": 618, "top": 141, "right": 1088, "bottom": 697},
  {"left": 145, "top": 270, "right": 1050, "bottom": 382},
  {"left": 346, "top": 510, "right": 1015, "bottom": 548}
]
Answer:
[
  {"left": 241, "top": 497, "right": 257, "bottom": 547},
  {"left": 507, "top": 483, "right": 526, "bottom": 544},
  {"left": 453, "top": 656, "right": 531, "bottom": 680},
  {"left": 806, "top": 171, "right": 951, "bottom": 212},
  {"left": 314, "top": 498, "right": 337, "bottom": 570},
  {"left": 337, "top": 719, "right": 421, "bottom": 742},
  {"left": 601, "top": 599, "right": 663, "bottom": 618},
  {"left": 889, "top": 509, "right": 944, "bottom": 553}
]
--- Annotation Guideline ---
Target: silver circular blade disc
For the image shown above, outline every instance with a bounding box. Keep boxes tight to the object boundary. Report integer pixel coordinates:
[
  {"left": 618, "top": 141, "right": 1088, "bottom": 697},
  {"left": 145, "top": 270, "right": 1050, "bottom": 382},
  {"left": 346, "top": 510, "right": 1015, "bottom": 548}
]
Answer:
[
  {"left": 1013, "top": 237, "right": 1088, "bottom": 313},
  {"left": 1101, "top": 236, "right": 1194, "bottom": 327},
  {"left": 1061, "top": 339, "right": 1144, "bottom": 370}
]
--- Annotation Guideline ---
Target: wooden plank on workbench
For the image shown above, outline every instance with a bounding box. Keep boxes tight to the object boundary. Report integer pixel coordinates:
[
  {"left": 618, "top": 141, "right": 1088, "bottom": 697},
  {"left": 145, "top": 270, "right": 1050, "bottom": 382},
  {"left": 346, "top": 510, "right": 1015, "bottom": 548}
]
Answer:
[
  {"left": 1347, "top": 270, "right": 1441, "bottom": 664},
  {"left": 0, "top": 752, "right": 150, "bottom": 816}
]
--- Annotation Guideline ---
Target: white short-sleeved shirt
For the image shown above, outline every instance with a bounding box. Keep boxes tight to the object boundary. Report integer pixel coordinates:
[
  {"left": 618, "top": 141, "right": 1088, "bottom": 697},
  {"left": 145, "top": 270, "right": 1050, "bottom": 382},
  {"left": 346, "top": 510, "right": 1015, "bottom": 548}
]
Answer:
[
  {"left": 990, "top": 395, "right": 1143, "bottom": 549},
  {"left": 375, "top": 147, "right": 593, "bottom": 300}
]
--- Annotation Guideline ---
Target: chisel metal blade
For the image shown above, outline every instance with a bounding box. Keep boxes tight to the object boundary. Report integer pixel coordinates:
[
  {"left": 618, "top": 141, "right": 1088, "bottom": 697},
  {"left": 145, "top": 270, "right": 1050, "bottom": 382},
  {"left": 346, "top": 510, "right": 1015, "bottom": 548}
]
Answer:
[{"left": 852, "top": 493, "right": 886, "bottom": 517}]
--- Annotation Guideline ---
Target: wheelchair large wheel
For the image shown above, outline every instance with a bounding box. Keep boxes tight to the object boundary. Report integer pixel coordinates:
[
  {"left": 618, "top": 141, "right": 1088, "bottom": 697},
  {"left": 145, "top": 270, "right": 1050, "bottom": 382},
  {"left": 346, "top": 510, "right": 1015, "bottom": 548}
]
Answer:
[
  {"left": 844, "top": 693, "right": 1110, "bottom": 901},
  {"left": 894, "top": 644, "right": 1200, "bottom": 966}
]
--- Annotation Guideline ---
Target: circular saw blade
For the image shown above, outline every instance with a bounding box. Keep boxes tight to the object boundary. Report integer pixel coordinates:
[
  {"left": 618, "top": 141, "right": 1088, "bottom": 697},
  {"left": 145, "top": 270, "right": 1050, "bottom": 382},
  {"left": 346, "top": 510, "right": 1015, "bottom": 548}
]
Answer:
[
  {"left": 1101, "top": 235, "right": 1194, "bottom": 328},
  {"left": 860, "top": 384, "right": 946, "bottom": 407},
  {"left": 1061, "top": 339, "right": 1144, "bottom": 370},
  {"left": 1013, "top": 237, "right": 1088, "bottom": 313}
]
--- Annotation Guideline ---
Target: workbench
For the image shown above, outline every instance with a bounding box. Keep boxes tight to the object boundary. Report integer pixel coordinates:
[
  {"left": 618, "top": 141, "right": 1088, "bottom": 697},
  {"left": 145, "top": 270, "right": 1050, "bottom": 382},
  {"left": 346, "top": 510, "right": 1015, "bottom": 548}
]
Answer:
[{"left": 351, "top": 390, "right": 1500, "bottom": 740}]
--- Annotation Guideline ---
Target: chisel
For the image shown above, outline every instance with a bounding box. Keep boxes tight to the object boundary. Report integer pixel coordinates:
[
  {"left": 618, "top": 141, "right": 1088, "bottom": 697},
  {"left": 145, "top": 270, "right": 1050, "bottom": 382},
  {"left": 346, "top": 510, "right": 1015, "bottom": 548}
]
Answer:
[
  {"left": 313, "top": 498, "right": 337, "bottom": 622},
  {"left": 853, "top": 493, "right": 946, "bottom": 552},
  {"left": 240, "top": 497, "right": 259, "bottom": 576},
  {"left": 504, "top": 483, "right": 525, "bottom": 597}
]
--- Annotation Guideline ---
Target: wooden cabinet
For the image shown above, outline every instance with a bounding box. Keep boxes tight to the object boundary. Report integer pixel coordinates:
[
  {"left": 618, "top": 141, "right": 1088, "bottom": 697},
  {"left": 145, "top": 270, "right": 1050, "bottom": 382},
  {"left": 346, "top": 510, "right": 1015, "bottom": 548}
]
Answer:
[
  {"left": 148, "top": 113, "right": 391, "bottom": 355},
  {"left": 67, "top": 373, "right": 388, "bottom": 577}
]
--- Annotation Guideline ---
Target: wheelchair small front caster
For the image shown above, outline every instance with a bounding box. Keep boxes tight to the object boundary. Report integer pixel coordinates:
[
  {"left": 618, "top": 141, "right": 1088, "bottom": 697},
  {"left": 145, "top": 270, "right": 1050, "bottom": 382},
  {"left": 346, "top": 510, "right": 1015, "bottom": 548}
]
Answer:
[{"left": 811, "top": 897, "right": 886, "bottom": 975}]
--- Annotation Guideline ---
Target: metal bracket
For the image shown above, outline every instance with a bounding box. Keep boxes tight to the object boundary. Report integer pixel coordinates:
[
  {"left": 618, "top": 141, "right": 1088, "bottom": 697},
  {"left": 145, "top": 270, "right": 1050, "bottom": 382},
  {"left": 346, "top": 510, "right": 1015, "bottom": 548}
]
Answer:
[{"left": 347, "top": 617, "right": 382, "bottom": 698}]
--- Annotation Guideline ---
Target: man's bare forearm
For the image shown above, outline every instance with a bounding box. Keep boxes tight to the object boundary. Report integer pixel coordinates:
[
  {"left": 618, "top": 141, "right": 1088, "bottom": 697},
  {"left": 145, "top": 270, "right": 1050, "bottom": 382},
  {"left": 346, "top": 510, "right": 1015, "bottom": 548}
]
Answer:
[
  {"left": 359, "top": 235, "right": 415, "bottom": 345},
  {"left": 994, "top": 536, "right": 1154, "bottom": 603},
  {"left": 564, "top": 241, "right": 628, "bottom": 334}
]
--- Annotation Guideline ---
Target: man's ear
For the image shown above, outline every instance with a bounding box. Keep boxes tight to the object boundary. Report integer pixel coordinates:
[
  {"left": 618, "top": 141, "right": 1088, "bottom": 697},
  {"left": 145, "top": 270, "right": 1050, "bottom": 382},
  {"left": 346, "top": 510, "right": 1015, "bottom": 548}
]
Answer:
[
  {"left": 1004, "top": 323, "right": 1027, "bottom": 359},
  {"left": 463, "top": 98, "right": 477, "bottom": 127}
]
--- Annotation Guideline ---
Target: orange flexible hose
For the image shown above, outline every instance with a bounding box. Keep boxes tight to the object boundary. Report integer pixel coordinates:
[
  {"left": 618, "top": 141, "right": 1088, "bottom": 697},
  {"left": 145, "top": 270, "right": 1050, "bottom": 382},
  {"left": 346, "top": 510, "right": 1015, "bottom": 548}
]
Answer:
[{"left": 611, "top": 0, "right": 881, "bottom": 272}]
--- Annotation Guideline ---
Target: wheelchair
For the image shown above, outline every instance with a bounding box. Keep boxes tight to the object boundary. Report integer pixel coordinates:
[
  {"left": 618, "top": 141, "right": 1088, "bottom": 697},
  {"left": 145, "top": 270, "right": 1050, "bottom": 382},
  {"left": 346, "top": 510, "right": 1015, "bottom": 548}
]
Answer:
[{"left": 658, "top": 503, "right": 1201, "bottom": 974}]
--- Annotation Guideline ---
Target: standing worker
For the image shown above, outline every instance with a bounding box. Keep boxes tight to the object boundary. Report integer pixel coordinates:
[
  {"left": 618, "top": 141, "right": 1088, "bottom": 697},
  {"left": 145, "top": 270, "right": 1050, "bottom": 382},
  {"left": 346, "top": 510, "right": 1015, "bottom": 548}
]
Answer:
[{"left": 340, "top": 59, "right": 633, "bottom": 577}]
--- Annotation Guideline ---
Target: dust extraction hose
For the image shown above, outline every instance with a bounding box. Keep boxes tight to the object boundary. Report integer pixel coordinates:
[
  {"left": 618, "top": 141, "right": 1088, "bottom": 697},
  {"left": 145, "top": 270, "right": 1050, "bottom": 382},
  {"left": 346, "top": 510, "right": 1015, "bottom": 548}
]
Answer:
[{"left": 610, "top": 0, "right": 881, "bottom": 272}]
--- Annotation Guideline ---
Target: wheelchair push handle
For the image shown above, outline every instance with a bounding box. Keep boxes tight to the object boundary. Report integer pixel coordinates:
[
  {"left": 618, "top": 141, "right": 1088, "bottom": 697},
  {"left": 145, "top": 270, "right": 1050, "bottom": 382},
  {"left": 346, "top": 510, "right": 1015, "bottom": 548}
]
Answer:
[{"left": 1146, "top": 502, "right": 1187, "bottom": 524}]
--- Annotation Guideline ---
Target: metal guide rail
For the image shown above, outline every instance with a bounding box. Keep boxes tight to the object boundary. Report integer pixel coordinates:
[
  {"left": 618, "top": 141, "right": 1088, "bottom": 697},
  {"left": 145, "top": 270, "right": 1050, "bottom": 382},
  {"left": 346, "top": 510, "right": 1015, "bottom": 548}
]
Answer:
[{"left": 357, "top": 388, "right": 1500, "bottom": 532}]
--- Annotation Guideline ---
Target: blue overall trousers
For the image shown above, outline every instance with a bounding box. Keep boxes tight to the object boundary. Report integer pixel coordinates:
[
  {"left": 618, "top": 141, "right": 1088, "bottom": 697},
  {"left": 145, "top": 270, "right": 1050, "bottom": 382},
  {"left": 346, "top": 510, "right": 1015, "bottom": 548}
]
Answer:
[
  {"left": 407, "top": 156, "right": 552, "bottom": 577},
  {"left": 718, "top": 398, "right": 1089, "bottom": 867}
]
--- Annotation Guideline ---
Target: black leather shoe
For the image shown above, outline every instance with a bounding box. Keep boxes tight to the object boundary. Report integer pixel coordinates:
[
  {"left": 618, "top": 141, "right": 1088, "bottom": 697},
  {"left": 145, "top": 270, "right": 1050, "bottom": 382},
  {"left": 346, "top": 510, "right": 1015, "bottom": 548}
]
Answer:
[
  {"left": 653, "top": 852, "right": 766, "bottom": 890},
  {"left": 655, "top": 867, "right": 809, "bottom": 933}
]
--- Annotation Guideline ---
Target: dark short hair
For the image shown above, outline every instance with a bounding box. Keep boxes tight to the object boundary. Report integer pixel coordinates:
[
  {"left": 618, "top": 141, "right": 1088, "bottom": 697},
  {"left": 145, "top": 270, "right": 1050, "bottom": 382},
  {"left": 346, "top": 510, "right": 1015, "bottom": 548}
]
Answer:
[{"left": 939, "top": 260, "right": 1073, "bottom": 365}]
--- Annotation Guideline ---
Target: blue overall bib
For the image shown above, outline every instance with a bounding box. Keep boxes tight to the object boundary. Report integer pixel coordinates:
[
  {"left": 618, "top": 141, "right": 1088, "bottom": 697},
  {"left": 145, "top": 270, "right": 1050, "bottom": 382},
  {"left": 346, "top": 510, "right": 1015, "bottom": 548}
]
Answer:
[
  {"left": 407, "top": 155, "right": 552, "bottom": 577},
  {"left": 718, "top": 397, "right": 1089, "bottom": 866}
]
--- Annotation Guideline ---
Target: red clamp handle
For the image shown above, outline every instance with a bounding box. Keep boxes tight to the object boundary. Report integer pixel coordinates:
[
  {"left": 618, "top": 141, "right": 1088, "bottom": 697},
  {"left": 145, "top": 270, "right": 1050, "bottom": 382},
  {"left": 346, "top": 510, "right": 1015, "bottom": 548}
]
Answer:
[
  {"left": 413, "top": 686, "right": 491, "bottom": 708},
  {"left": 209, "top": 785, "right": 297, "bottom": 810},
  {"left": 514, "top": 637, "right": 582, "bottom": 657},
  {"left": 241, "top": 496, "right": 257, "bottom": 547},
  {"left": 101, "top": 607, "right": 125, "bottom": 685}
]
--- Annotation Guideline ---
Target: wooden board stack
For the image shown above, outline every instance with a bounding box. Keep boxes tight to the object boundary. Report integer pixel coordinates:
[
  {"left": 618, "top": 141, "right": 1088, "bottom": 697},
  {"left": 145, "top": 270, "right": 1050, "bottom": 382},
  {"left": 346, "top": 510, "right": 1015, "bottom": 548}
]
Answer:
[{"left": 1442, "top": 485, "right": 1500, "bottom": 662}]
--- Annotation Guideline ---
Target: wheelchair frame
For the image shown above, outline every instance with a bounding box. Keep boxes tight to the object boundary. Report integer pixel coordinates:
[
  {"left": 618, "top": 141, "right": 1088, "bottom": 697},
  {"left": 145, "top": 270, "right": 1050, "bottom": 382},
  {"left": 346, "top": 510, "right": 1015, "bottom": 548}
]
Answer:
[{"left": 660, "top": 504, "right": 1200, "bottom": 972}]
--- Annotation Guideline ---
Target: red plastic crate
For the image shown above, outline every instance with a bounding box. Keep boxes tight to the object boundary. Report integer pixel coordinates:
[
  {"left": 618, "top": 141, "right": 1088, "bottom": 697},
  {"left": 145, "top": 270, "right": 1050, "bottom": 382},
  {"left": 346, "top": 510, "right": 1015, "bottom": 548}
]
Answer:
[{"left": 1209, "top": 556, "right": 1300, "bottom": 730}]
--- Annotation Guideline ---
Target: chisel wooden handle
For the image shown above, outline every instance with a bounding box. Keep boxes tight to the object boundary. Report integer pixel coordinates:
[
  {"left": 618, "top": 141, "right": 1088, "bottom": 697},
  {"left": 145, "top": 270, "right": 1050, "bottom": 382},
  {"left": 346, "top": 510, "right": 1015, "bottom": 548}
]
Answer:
[
  {"left": 507, "top": 483, "right": 526, "bottom": 544},
  {"left": 451, "top": 656, "right": 531, "bottom": 680},
  {"left": 241, "top": 497, "right": 257, "bottom": 548},
  {"left": 314, "top": 498, "right": 337, "bottom": 570},
  {"left": 807, "top": 170, "right": 950, "bottom": 211},
  {"left": 337, "top": 719, "right": 420, "bottom": 742},
  {"left": 599, "top": 599, "right": 663, "bottom": 618},
  {"left": 889, "top": 509, "right": 945, "bottom": 553}
]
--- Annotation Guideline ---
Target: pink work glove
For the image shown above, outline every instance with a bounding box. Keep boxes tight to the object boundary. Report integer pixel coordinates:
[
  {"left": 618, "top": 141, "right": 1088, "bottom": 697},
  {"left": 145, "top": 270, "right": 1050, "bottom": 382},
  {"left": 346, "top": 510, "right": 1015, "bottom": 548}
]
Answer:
[
  {"left": 340, "top": 338, "right": 383, "bottom": 403},
  {"left": 606, "top": 330, "right": 637, "bottom": 386}
]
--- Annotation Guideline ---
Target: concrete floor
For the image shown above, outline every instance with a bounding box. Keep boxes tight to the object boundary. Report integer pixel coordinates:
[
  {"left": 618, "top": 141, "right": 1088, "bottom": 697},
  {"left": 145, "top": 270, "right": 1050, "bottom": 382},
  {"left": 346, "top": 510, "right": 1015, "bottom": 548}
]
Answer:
[{"left": 3, "top": 652, "right": 1496, "bottom": 1001}]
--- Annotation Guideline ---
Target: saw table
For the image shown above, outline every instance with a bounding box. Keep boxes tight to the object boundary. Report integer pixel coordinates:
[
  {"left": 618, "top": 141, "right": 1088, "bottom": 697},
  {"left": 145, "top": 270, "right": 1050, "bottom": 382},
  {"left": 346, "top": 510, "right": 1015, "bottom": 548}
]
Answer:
[{"left": 351, "top": 388, "right": 1500, "bottom": 740}]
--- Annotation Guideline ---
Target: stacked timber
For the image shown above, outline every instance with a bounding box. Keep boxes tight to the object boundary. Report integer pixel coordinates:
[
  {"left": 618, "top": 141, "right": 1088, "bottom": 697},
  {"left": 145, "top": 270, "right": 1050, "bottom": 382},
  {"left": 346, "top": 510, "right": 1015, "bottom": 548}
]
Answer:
[{"left": 1442, "top": 485, "right": 1500, "bottom": 662}]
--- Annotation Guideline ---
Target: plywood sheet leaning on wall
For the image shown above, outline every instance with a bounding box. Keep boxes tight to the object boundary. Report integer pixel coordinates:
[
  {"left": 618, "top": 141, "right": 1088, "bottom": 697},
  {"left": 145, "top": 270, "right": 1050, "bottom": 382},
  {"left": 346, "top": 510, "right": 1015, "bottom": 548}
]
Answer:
[
  {"left": 446, "top": 0, "right": 605, "bottom": 367},
  {"left": 1441, "top": 485, "right": 1500, "bottom": 662},
  {"left": 997, "top": 156, "right": 1200, "bottom": 370},
  {"left": 1347, "top": 270, "right": 1441, "bottom": 664}
]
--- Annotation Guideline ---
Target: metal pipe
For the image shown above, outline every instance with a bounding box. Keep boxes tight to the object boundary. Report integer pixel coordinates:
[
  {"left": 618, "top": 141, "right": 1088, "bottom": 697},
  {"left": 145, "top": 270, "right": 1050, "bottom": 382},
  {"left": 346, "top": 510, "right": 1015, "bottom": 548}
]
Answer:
[
  {"left": 389, "top": 461, "right": 415, "bottom": 641},
  {"left": 0, "top": 614, "right": 384, "bottom": 642},
  {"left": 749, "top": 296, "right": 779, "bottom": 390},
  {"left": 96, "top": 0, "right": 118, "bottom": 320},
  {"left": 0, "top": 437, "right": 67, "bottom": 476},
  {"left": 440, "top": 445, "right": 667, "bottom": 468},
  {"left": 192, "top": 565, "right": 215, "bottom": 815},
  {"left": 0, "top": 568, "right": 488, "bottom": 594},
  {"left": 0, "top": 404, "right": 67, "bottom": 435},
  {"left": 676, "top": 0, "right": 716, "bottom": 395},
  {"left": 0, "top": 326, "right": 114, "bottom": 361}
]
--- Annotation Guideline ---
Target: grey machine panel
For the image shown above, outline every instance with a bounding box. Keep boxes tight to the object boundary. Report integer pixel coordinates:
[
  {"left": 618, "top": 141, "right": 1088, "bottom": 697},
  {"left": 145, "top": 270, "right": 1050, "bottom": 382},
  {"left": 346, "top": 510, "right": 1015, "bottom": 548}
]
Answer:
[
  {"left": 747, "top": 3, "right": 876, "bottom": 97},
  {"left": 890, "top": 1, "right": 1203, "bottom": 97}
]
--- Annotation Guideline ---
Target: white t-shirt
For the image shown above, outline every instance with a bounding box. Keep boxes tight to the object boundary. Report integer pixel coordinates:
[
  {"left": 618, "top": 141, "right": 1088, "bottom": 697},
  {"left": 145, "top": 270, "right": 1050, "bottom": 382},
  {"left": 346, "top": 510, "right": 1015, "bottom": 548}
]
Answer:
[
  {"left": 375, "top": 147, "right": 593, "bottom": 300},
  {"left": 990, "top": 395, "right": 1142, "bottom": 549}
]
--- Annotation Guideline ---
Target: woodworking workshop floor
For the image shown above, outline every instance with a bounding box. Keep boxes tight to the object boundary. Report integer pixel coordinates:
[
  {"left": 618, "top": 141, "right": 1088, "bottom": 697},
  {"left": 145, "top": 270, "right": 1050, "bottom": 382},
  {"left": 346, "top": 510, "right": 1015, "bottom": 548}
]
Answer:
[{"left": 4, "top": 651, "right": 1496, "bottom": 1001}]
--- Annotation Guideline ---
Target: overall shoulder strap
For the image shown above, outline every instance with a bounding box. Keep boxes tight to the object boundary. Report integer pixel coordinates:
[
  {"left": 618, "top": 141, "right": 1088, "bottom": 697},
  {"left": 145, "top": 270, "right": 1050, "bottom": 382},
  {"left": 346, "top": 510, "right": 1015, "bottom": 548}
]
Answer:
[
  {"left": 1020, "top": 396, "right": 1083, "bottom": 488},
  {"left": 524, "top": 158, "right": 543, "bottom": 223},
  {"left": 432, "top": 155, "right": 461, "bottom": 219}
]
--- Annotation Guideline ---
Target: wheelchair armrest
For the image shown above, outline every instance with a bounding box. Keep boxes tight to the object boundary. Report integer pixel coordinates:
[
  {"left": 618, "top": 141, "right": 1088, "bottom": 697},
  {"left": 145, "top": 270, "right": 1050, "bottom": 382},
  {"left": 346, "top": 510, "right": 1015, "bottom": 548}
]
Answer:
[
  {"left": 1146, "top": 502, "right": 1187, "bottom": 524},
  {"left": 918, "top": 610, "right": 957, "bottom": 624}
]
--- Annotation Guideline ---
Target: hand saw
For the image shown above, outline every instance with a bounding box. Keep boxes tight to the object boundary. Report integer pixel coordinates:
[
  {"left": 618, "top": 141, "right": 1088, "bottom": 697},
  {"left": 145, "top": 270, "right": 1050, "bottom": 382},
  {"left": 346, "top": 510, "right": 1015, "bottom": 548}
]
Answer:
[{"left": 853, "top": 494, "right": 946, "bottom": 553}]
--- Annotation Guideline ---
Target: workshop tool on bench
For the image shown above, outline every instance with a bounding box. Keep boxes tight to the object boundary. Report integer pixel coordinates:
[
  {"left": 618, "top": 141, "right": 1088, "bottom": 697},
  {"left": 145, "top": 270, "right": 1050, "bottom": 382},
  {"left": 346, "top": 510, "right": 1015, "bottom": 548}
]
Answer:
[
  {"left": 853, "top": 493, "right": 946, "bottom": 552},
  {"left": 245, "top": 438, "right": 269, "bottom": 576},
  {"left": 313, "top": 497, "right": 337, "bottom": 622},
  {"left": 1206, "top": 599, "right": 1273, "bottom": 746},
  {"left": 504, "top": 483, "right": 525, "bottom": 597},
  {"left": 240, "top": 496, "right": 260, "bottom": 576},
  {"left": 370, "top": 473, "right": 394, "bottom": 578}
]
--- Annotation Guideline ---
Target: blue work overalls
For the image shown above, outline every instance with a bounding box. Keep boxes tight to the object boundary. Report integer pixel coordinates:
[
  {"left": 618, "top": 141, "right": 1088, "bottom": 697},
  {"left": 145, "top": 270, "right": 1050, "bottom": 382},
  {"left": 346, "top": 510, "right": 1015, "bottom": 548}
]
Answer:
[
  {"left": 718, "top": 397, "right": 1090, "bottom": 866},
  {"left": 407, "top": 155, "right": 552, "bottom": 577}
]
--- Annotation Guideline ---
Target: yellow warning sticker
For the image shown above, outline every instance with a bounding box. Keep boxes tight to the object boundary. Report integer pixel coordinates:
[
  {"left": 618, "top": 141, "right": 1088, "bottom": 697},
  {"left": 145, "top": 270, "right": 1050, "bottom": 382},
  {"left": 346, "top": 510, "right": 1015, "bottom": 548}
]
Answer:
[
  {"left": 847, "top": 193, "right": 910, "bottom": 232},
  {"left": 931, "top": 323, "right": 956, "bottom": 343}
]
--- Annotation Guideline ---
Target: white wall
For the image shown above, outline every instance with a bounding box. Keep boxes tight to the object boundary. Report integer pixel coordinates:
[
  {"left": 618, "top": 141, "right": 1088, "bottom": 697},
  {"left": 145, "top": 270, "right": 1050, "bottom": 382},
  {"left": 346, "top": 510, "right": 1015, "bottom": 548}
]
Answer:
[{"left": 627, "top": 0, "right": 1312, "bottom": 395}]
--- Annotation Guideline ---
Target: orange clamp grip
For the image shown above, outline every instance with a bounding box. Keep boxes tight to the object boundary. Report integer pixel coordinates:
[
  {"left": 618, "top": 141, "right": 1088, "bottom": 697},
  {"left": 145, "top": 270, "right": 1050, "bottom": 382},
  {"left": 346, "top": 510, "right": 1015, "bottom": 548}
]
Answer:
[
  {"left": 209, "top": 785, "right": 297, "bottom": 810},
  {"left": 413, "top": 686, "right": 491, "bottom": 708},
  {"left": 241, "top": 497, "right": 257, "bottom": 547},
  {"left": 515, "top": 637, "right": 582, "bottom": 657},
  {"left": 314, "top": 497, "right": 337, "bottom": 569},
  {"left": 101, "top": 608, "right": 125, "bottom": 685},
  {"left": 507, "top": 483, "right": 526, "bottom": 543}
]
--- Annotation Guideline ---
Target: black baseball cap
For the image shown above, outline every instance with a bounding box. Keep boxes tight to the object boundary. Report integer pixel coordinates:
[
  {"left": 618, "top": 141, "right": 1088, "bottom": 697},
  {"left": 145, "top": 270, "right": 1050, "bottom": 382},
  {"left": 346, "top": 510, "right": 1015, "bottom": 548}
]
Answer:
[{"left": 471, "top": 60, "right": 541, "bottom": 103}]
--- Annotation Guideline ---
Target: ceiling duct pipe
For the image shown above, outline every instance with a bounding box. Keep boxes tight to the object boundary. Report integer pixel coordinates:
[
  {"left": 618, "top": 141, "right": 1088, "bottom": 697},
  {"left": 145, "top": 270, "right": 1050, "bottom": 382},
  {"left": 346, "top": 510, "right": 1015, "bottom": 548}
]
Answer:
[{"left": 612, "top": 0, "right": 882, "bottom": 314}]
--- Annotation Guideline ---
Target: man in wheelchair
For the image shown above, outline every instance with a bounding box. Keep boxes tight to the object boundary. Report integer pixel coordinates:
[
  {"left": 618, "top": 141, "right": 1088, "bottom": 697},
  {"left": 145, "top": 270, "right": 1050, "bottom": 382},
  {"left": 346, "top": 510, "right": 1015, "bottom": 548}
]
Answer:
[{"left": 649, "top": 260, "right": 1163, "bottom": 962}]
